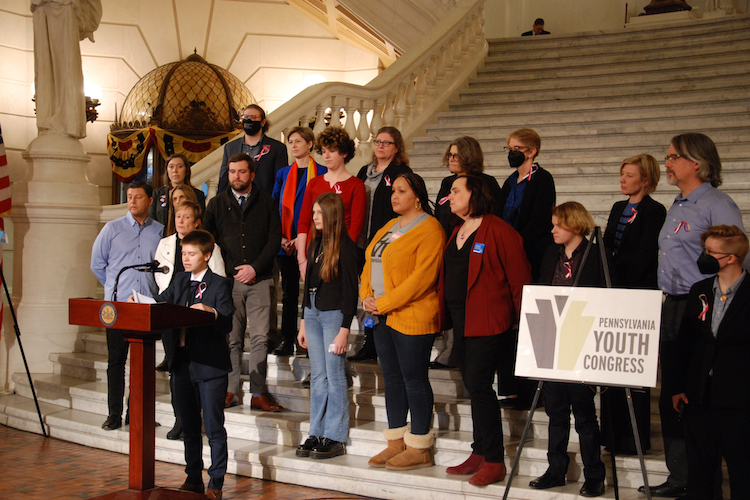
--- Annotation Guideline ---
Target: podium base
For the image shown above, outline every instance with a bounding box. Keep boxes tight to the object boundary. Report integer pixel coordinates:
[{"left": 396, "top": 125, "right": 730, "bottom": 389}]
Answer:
[{"left": 88, "top": 487, "right": 206, "bottom": 500}]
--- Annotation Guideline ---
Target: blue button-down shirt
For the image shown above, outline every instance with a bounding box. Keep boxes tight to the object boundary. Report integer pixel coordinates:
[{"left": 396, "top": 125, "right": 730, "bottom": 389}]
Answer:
[
  {"left": 90, "top": 211, "right": 164, "bottom": 301},
  {"left": 658, "top": 182, "right": 744, "bottom": 295}
]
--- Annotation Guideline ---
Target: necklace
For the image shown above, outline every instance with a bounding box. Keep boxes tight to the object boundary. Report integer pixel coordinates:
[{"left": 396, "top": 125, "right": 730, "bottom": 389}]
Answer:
[{"left": 458, "top": 218, "right": 481, "bottom": 240}]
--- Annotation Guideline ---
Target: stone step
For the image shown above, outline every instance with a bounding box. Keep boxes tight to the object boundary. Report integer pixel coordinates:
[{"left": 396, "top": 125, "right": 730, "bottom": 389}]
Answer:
[
  {"left": 469, "top": 59, "right": 750, "bottom": 94},
  {"left": 445, "top": 87, "right": 750, "bottom": 115},
  {"left": 0, "top": 392, "right": 678, "bottom": 499},
  {"left": 51, "top": 351, "right": 173, "bottom": 394},
  {"left": 431, "top": 99, "right": 750, "bottom": 130},
  {"left": 10, "top": 372, "right": 90, "bottom": 408},
  {"left": 477, "top": 50, "right": 750, "bottom": 82},
  {"left": 457, "top": 72, "right": 750, "bottom": 104}
]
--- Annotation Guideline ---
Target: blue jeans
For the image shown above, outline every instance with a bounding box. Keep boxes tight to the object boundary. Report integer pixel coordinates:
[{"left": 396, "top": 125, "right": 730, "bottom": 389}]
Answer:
[
  {"left": 304, "top": 301, "right": 350, "bottom": 443},
  {"left": 373, "top": 317, "right": 436, "bottom": 435}
]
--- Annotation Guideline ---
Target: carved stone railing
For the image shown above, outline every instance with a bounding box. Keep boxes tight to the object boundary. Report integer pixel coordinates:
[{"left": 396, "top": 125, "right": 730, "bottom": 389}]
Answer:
[{"left": 190, "top": 0, "right": 487, "bottom": 197}]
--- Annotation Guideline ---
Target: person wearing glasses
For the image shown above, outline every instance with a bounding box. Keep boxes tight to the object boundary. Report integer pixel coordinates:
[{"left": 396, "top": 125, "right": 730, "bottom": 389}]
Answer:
[
  {"left": 496, "top": 128, "right": 556, "bottom": 409},
  {"left": 600, "top": 155, "right": 665, "bottom": 457},
  {"left": 643, "top": 133, "right": 745, "bottom": 499},
  {"left": 352, "top": 126, "right": 412, "bottom": 362},
  {"left": 431, "top": 136, "right": 502, "bottom": 370}
]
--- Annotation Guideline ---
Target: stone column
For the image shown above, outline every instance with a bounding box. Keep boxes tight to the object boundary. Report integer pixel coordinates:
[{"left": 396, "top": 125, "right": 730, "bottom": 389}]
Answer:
[{"left": 10, "top": 135, "right": 101, "bottom": 374}]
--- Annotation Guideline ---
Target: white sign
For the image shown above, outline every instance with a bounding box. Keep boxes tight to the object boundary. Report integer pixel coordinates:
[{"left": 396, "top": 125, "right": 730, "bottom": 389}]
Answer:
[{"left": 516, "top": 285, "right": 662, "bottom": 388}]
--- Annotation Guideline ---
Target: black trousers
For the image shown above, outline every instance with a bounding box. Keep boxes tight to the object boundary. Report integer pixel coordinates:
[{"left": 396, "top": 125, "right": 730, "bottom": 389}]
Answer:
[
  {"left": 453, "top": 327, "right": 505, "bottom": 462},
  {"left": 106, "top": 328, "right": 129, "bottom": 418},
  {"left": 277, "top": 254, "right": 300, "bottom": 344},
  {"left": 659, "top": 295, "right": 689, "bottom": 488},
  {"left": 172, "top": 348, "right": 228, "bottom": 491},
  {"left": 684, "top": 384, "right": 748, "bottom": 500},
  {"left": 601, "top": 386, "right": 651, "bottom": 454},
  {"left": 542, "top": 382, "right": 606, "bottom": 481}
]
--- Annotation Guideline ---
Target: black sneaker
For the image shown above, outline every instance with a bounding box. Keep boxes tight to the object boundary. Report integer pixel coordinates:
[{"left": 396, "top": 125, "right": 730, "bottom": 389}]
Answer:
[
  {"left": 310, "top": 437, "right": 345, "bottom": 459},
  {"left": 296, "top": 435, "right": 320, "bottom": 457}
]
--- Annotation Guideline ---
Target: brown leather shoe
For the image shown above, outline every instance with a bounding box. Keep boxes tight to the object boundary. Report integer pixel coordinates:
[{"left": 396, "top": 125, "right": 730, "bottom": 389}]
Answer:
[
  {"left": 179, "top": 481, "right": 204, "bottom": 493},
  {"left": 250, "top": 394, "right": 282, "bottom": 412},
  {"left": 206, "top": 488, "right": 223, "bottom": 500},
  {"left": 225, "top": 392, "right": 238, "bottom": 408}
]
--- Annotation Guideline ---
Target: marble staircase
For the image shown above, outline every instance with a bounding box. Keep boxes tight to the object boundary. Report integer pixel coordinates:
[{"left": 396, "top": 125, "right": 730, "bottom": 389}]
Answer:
[{"left": 408, "top": 14, "right": 750, "bottom": 228}]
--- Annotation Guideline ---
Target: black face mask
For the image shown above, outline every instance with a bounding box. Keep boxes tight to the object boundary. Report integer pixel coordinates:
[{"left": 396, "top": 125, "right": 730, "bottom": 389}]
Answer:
[
  {"left": 508, "top": 150, "right": 526, "bottom": 169},
  {"left": 697, "top": 251, "right": 721, "bottom": 275},
  {"left": 243, "top": 119, "right": 262, "bottom": 136}
]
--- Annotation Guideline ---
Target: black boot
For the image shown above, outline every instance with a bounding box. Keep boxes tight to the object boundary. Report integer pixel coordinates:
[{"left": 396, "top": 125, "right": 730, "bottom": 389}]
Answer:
[
  {"left": 348, "top": 329, "right": 377, "bottom": 361},
  {"left": 167, "top": 417, "right": 184, "bottom": 440}
]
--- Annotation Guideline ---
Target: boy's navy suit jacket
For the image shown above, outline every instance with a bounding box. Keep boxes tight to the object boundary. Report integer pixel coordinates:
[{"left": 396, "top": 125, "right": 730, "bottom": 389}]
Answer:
[{"left": 155, "top": 268, "right": 233, "bottom": 380}]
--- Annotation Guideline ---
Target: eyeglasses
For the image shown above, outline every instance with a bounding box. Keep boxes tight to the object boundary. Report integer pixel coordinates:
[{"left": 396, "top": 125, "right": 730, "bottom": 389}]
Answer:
[
  {"left": 446, "top": 153, "right": 459, "bottom": 160},
  {"left": 503, "top": 146, "right": 529, "bottom": 153},
  {"left": 665, "top": 154, "right": 683, "bottom": 163},
  {"left": 373, "top": 140, "right": 395, "bottom": 147},
  {"left": 704, "top": 248, "right": 734, "bottom": 259}
]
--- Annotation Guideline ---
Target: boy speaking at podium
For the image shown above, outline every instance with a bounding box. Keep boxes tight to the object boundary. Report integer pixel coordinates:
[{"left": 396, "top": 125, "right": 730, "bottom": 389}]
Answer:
[{"left": 132, "top": 229, "right": 233, "bottom": 500}]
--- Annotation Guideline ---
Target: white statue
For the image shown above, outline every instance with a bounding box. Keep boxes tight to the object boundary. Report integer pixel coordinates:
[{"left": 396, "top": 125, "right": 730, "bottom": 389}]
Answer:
[{"left": 30, "top": 0, "right": 102, "bottom": 138}]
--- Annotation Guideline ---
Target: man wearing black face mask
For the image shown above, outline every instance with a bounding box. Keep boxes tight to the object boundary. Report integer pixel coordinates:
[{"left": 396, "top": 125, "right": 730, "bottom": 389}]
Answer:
[
  {"left": 646, "top": 133, "right": 745, "bottom": 499},
  {"left": 669, "top": 225, "right": 750, "bottom": 500},
  {"left": 217, "top": 105, "right": 288, "bottom": 196}
]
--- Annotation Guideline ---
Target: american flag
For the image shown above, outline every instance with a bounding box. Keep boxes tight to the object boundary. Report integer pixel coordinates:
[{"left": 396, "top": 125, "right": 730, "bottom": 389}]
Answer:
[{"left": 0, "top": 124, "right": 9, "bottom": 340}]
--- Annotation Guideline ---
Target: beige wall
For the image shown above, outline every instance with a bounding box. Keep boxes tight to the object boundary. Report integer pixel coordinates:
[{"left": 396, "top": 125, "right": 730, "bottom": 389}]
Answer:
[{"left": 484, "top": 0, "right": 748, "bottom": 38}]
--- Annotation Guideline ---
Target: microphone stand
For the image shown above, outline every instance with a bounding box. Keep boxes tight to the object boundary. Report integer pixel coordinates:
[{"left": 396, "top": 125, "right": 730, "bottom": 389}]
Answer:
[
  {"left": 112, "top": 262, "right": 158, "bottom": 301},
  {"left": 0, "top": 264, "right": 47, "bottom": 437}
]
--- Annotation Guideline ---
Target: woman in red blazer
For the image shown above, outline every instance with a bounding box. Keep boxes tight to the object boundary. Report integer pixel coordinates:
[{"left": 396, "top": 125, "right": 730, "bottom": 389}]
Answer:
[{"left": 437, "top": 175, "right": 532, "bottom": 486}]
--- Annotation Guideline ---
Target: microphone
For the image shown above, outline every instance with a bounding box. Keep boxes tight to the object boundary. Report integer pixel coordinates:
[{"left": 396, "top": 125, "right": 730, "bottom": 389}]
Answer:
[
  {"left": 135, "top": 261, "right": 169, "bottom": 274},
  {"left": 112, "top": 261, "right": 166, "bottom": 301}
]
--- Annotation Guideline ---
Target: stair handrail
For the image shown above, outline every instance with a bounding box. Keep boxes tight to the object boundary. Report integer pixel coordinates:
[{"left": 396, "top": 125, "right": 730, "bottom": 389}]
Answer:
[{"left": 189, "top": 0, "right": 488, "bottom": 195}]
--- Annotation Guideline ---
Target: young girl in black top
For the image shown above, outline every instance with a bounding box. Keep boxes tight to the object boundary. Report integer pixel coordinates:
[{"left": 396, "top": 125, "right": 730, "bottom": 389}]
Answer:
[{"left": 295, "top": 192, "right": 359, "bottom": 459}]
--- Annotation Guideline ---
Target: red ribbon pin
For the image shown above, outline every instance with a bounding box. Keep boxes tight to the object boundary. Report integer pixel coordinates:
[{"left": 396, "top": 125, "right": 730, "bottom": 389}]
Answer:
[
  {"left": 674, "top": 221, "right": 691, "bottom": 234},
  {"left": 627, "top": 208, "right": 638, "bottom": 224},
  {"left": 698, "top": 294, "right": 709, "bottom": 321}
]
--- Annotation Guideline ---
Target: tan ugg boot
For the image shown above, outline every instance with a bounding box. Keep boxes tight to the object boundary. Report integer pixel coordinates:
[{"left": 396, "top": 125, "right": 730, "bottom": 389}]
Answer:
[
  {"left": 368, "top": 425, "right": 408, "bottom": 468},
  {"left": 384, "top": 430, "right": 434, "bottom": 471}
]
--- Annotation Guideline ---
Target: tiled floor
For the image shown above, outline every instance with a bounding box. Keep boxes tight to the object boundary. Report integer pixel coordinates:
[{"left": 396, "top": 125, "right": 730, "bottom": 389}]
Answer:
[{"left": 0, "top": 424, "right": 376, "bottom": 499}]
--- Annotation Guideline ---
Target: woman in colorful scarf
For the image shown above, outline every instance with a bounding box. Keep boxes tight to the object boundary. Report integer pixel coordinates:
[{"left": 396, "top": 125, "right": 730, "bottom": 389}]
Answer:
[{"left": 271, "top": 126, "right": 327, "bottom": 356}]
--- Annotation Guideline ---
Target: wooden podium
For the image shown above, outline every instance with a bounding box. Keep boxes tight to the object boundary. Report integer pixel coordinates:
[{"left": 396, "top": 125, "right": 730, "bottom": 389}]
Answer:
[{"left": 69, "top": 298, "right": 215, "bottom": 500}]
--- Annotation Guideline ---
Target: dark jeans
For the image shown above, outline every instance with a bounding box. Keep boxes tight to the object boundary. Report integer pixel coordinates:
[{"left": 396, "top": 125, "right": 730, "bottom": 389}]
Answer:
[
  {"left": 373, "top": 318, "right": 436, "bottom": 435},
  {"left": 173, "top": 348, "right": 228, "bottom": 491},
  {"left": 277, "top": 254, "right": 300, "bottom": 345},
  {"left": 542, "top": 382, "right": 606, "bottom": 482},
  {"left": 106, "top": 328, "right": 129, "bottom": 418},
  {"left": 453, "top": 327, "right": 505, "bottom": 462}
]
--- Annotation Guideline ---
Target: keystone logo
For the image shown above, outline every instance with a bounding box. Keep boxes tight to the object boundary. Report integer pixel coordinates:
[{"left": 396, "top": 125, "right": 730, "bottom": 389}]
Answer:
[{"left": 525, "top": 296, "right": 595, "bottom": 370}]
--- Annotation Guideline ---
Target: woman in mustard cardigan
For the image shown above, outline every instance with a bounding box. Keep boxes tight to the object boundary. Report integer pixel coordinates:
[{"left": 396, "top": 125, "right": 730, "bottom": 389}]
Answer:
[{"left": 361, "top": 172, "right": 445, "bottom": 471}]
